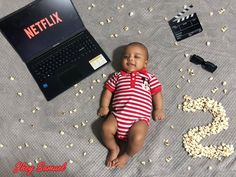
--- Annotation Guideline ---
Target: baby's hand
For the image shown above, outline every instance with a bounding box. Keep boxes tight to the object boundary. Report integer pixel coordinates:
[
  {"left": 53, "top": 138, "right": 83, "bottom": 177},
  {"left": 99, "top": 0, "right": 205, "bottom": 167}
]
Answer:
[
  {"left": 153, "top": 109, "right": 165, "bottom": 121},
  {"left": 97, "top": 106, "right": 109, "bottom": 117}
]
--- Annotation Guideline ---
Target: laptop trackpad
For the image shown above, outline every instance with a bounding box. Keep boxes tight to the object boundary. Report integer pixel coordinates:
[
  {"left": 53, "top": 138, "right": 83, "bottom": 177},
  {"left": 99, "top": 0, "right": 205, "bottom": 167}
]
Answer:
[{"left": 59, "top": 66, "right": 82, "bottom": 86}]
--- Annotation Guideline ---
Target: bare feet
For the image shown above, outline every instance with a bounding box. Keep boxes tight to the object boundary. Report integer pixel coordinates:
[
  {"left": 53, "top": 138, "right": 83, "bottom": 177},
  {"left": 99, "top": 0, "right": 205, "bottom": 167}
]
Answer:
[
  {"left": 106, "top": 146, "right": 120, "bottom": 168},
  {"left": 112, "top": 153, "right": 130, "bottom": 168}
]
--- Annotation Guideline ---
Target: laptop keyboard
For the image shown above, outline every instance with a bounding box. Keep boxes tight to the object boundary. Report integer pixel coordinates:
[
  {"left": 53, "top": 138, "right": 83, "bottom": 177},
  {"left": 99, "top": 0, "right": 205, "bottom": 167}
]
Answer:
[{"left": 31, "top": 31, "right": 97, "bottom": 81}]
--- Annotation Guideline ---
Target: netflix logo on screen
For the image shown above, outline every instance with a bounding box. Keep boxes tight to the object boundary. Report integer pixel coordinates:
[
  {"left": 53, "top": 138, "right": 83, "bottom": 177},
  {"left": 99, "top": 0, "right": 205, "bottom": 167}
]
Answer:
[{"left": 23, "top": 11, "right": 63, "bottom": 39}]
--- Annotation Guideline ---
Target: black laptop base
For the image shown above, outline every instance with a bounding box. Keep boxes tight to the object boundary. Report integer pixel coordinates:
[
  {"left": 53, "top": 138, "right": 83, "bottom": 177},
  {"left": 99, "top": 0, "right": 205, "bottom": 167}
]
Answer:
[{"left": 27, "top": 30, "right": 110, "bottom": 101}]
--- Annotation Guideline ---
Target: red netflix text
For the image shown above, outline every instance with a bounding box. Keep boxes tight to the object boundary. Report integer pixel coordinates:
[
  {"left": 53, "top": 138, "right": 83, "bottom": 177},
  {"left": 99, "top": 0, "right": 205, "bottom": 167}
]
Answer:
[{"left": 23, "top": 11, "right": 63, "bottom": 39}]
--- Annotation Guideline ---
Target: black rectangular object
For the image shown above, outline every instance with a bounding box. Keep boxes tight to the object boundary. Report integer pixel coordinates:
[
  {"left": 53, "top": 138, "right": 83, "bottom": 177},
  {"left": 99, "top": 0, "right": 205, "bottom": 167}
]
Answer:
[{"left": 169, "top": 13, "right": 203, "bottom": 41}]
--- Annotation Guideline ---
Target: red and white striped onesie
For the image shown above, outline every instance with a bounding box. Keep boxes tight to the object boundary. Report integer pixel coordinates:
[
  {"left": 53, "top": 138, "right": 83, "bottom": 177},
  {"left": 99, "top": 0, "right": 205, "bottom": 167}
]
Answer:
[{"left": 105, "top": 68, "right": 162, "bottom": 141}]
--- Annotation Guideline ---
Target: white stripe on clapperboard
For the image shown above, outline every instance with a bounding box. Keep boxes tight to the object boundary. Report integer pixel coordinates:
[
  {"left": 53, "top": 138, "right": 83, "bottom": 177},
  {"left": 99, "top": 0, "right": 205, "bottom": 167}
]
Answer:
[{"left": 172, "top": 5, "right": 194, "bottom": 23}]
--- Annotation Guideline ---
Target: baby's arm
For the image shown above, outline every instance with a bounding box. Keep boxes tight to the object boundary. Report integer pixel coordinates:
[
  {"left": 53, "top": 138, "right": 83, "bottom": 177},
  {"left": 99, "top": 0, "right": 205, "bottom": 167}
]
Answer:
[
  {"left": 152, "top": 92, "right": 165, "bottom": 121},
  {"left": 97, "top": 89, "right": 113, "bottom": 116}
]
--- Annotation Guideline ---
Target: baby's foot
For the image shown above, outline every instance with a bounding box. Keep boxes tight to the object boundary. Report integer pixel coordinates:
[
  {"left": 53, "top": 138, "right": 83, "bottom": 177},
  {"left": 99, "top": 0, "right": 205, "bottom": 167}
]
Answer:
[
  {"left": 112, "top": 153, "right": 130, "bottom": 168},
  {"left": 106, "top": 146, "right": 120, "bottom": 168}
]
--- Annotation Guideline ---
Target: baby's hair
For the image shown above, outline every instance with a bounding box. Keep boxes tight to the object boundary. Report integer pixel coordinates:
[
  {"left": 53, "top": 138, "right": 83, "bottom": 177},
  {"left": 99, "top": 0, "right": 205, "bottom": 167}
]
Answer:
[{"left": 126, "top": 42, "right": 149, "bottom": 60}]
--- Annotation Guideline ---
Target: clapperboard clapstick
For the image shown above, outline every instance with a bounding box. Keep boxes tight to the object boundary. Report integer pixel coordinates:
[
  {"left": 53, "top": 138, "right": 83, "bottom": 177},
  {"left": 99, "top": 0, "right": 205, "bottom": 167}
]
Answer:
[{"left": 168, "top": 5, "right": 203, "bottom": 41}]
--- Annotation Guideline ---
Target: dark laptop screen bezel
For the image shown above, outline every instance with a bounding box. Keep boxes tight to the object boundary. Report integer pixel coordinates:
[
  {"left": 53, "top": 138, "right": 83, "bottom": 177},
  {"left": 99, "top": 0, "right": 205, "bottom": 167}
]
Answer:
[{"left": 0, "top": 0, "right": 86, "bottom": 63}]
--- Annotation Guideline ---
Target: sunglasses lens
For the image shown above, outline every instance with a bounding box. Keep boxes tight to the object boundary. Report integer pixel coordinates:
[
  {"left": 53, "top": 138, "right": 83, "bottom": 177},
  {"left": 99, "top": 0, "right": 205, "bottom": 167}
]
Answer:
[
  {"left": 190, "top": 55, "right": 205, "bottom": 65},
  {"left": 203, "top": 61, "right": 217, "bottom": 73}
]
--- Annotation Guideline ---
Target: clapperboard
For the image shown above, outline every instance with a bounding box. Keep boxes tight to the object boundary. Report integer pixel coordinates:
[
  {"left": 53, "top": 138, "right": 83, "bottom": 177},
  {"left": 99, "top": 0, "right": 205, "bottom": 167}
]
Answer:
[{"left": 168, "top": 5, "right": 203, "bottom": 41}]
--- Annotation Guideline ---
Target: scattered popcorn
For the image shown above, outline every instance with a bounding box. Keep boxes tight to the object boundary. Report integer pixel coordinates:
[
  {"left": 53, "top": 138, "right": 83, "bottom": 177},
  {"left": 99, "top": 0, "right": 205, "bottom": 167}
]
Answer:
[
  {"left": 138, "top": 30, "right": 142, "bottom": 34},
  {"left": 129, "top": 11, "right": 135, "bottom": 16},
  {"left": 16, "top": 92, "right": 23, "bottom": 97},
  {"left": 35, "top": 159, "right": 39, "bottom": 164},
  {"left": 0, "top": 144, "right": 4, "bottom": 148},
  {"left": 223, "top": 89, "right": 227, "bottom": 94},
  {"left": 24, "top": 143, "right": 29, "bottom": 147},
  {"left": 83, "top": 152, "right": 87, "bottom": 156},
  {"left": 90, "top": 86, "right": 94, "bottom": 89},
  {"left": 117, "top": 6, "right": 121, "bottom": 10},
  {"left": 164, "top": 17, "right": 168, "bottom": 21},
  {"left": 174, "top": 42, "right": 179, "bottom": 46},
  {"left": 178, "top": 104, "right": 182, "bottom": 109},
  {"left": 69, "top": 110, "right": 73, "bottom": 114},
  {"left": 179, "top": 68, "right": 183, "bottom": 72},
  {"left": 183, "top": 5, "right": 188, "bottom": 9},
  {"left": 79, "top": 89, "right": 83, "bottom": 94},
  {"left": 182, "top": 96, "right": 234, "bottom": 160},
  {"left": 209, "top": 77, "right": 214, "bottom": 81},
  {"left": 165, "top": 156, "right": 172, "bottom": 162},
  {"left": 28, "top": 162, "right": 32, "bottom": 166},
  {"left": 106, "top": 18, "right": 111, "bottom": 23},
  {"left": 222, "top": 81, "right": 227, "bottom": 86},
  {"left": 70, "top": 143, "right": 74, "bottom": 147},
  {"left": 74, "top": 124, "right": 79, "bottom": 129},
  {"left": 91, "top": 96, "right": 96, "bottom": 99},
  {"left": 92, "top": 80, "right": 96, "bottom": 83},
  {"left": 218, "top": 8, "right": 225, "bottom": 15},
  {"left": 187, "top": 79, "right": 191, "bottom": 83},
  {"left": 66, "top": 145, "right": 70, "bottom": 148},
  {"left": 35, "top": 107, "right": 40, "bottom": 111},
  {"left": 74, "top": 84, "right": 78, "bottom": 88},
  {"left": 18, "top": 146, "right": 22, "bottom": 150},
  {"left": 19, "top": 119, "right": 24, "bottom": 123},
  {"left": 96, "top": 79, "right": 101, "bottom": 83},
  {"left": 114, "top": 34, "right": 119, "bottom": 38},
  {"left": 120, "top": 4, "right": 124, "bottom": 8},
  {"left": 9, "top": 76, "right": 15, "bottom": 80},
  {"left": 85, "top": 120, "right": 88, "bottom": 123},
  {"left": 102, "top": 74, "right": 107, "bottom": 78},
  {"left": 148, "top": 159, "right": 152, "bottom": 163},
  {"left": 110, "top": 34, "right": 115, "bottom": 38},
  {"left": 69, "top": 160, "right": 73, "bottom": 164},
  {"left": 88, "top": 6, "right": 92, "bottom": 10},
  {"left": 73, "top": 108, "right": 77, "bottom": 113},
  {"left": 170, "top": 125, "right": 175, "bottom": 129},
  {"left": 206, "top": 41, "right": 211, "bottom": 46},
  {"left": 221, "top": 26, "right": 228, "bottom": 32},
  {"left": 99, "top": 21, "right": 104, "bottom": 26},
  {"left": 75, "top": 93, "right": 79, "bottom": 96},
  {"left": 211, "top": 87, "right": 219, "bottom": 93},
  {"left": 163, "top": 139, "right": 170, "bottom": 146},
  {"left": 176, "top": 85, "right": 181, "bottom": 89},
  {"left": 209, "top": 12, "right": 214, "bottom": 16},
  {"left": 184, "top": 53, "right": 189, "bottom": 58},
  {"left": 91, "top": 3, "right": 95, "bottom": 8},
  {"left": 187, "top": 166, "right": 191, "bottom": 170},
  {"left": 181, "top": 75, "right": 185, "bottom": 79},
  {"left": 141, "top": 161, "right": 146, "bottom": 165},
  {"left": 59, "top": 131, "right": 65, "bottom": 135},
  {"left": 89, "top": 139, "right": 94, "bottom": 144},
  {"left": 208, "top": 166, "right": 213, "bottom": 170},
  {"left": 148, "top": 7, "right": 153, "bottom": 12},
  {"left": 43, "top": 144, "right": 48, "bottom": 149},
  {"left": 81, "top": 122, "right": 86, "bottom": 127},
  {"left": 123, "top": 26, "right": 129, "bottom": 31}
]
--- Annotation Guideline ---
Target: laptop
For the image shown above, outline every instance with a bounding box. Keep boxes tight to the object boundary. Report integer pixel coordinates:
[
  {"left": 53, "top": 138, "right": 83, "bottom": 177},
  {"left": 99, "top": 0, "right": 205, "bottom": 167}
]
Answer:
[{"left": 0, "top": 0, "right": 110, "bottom": 101}]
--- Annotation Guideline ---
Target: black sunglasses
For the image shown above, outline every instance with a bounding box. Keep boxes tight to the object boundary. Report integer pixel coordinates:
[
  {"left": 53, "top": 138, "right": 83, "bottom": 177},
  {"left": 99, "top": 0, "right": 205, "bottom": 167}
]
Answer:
[{"left": 190, "top": 54, "right": 217, "bottom": 73}]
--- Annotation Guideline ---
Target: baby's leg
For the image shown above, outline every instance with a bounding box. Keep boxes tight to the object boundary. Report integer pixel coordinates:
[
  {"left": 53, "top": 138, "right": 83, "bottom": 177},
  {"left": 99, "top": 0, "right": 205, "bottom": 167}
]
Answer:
[
  {"left": 113, "top": 120, "right": 148, "bottom": 168},
  {"left": 101, "top": 114, "right": 120, "bottom": 168}
]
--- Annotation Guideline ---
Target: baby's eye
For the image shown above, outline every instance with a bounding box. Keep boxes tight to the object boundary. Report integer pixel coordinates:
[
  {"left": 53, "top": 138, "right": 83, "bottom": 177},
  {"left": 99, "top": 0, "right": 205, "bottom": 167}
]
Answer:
[
  {"left": 135, "top": 56, "right": 141, "bottom": 58},
  {"left": 124, "top": 55, "right": 128, "bottom": 58}
]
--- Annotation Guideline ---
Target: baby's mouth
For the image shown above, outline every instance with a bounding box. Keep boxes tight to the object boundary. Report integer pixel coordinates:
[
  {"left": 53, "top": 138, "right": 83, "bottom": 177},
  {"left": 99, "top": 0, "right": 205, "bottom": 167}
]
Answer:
[{"left": 127, "top": 63, "right": 136, "bottom": 66}]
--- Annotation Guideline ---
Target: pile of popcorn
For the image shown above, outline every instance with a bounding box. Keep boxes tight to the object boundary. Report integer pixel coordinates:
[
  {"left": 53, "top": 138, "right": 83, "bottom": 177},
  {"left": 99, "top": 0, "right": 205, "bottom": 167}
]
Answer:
[{"left": 182, "top": 95, "right": 234, "bottom": 160}]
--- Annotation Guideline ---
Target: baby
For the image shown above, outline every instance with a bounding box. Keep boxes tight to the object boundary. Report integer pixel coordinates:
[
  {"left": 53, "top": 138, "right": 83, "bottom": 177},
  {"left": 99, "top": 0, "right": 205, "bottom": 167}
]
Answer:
[{"left": 97, "top": 42, "right": 165, "bottom": 168}]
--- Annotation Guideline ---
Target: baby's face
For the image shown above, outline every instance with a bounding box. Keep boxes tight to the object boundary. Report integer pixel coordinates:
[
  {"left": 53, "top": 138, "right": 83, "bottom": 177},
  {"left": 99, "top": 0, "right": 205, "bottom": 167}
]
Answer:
[{"left": 122, "top": 45, "right": 148, "bottom": 73}]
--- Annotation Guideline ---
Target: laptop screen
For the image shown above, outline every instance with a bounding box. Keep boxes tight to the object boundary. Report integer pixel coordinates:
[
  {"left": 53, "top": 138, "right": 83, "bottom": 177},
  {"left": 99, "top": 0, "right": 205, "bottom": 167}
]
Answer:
[{"left": 0, "top": 0, "right": 85, "bottom": 62}]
